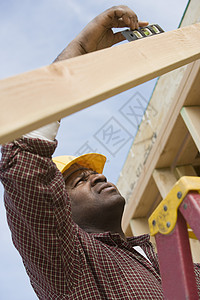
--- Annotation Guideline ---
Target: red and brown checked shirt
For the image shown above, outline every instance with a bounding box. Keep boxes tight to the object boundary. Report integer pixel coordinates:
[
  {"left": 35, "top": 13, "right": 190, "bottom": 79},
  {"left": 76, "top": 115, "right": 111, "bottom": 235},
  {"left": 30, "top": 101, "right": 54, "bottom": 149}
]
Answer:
[{"left": 1, "top": 137, "right": 200, "bottom": 299}]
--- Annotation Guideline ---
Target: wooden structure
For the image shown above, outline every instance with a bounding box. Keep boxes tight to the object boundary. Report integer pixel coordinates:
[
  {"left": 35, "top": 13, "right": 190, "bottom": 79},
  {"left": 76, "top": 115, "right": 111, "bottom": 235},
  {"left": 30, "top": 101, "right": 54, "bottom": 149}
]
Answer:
[
  {"left": 1, "top": 23, "right": 200, "bottom": 144},
  {"left": 1, "top": 0, "right": 200, "bottom": 262},
  {"left": 117, "top": 0, "right": 200, "bottom": 261}
]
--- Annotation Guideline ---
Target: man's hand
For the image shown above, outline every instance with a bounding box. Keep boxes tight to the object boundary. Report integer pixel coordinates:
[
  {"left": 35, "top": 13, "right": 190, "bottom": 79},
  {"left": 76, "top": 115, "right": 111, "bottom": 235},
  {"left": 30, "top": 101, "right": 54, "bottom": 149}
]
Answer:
[{"left": 54, "top": 5, "right": 148, "bottom": 61}]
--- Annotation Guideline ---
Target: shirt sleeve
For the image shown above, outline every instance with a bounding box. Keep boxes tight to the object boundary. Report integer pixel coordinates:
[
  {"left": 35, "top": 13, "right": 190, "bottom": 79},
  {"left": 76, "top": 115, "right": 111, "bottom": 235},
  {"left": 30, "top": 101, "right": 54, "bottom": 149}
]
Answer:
[
  {"left": 0, "top": 137, "right": 80, "bottom": 295},
  {"left": 23, "top": 121, "right": 60, "bottom": 142}
]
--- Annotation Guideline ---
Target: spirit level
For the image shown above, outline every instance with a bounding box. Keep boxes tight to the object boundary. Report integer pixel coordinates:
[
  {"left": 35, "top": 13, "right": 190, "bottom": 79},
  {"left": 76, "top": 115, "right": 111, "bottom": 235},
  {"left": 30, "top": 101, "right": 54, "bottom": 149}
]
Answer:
[{"left": 122, "top": 24, "right": 164, "bottom": 42}]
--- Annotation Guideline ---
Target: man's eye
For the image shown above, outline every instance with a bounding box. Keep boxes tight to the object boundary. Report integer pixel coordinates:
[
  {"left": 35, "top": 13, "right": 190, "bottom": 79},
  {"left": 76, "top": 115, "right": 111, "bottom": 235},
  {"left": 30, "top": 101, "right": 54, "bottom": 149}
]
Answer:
[
  {"left": 75, "top": 178, "right": 84, "bottom": 186},
  {"left": 73, "top": 171, "right": 96, "bottom": 188},
  {"left": 74, "top": 175, "right": 87, "bottom": 187}
]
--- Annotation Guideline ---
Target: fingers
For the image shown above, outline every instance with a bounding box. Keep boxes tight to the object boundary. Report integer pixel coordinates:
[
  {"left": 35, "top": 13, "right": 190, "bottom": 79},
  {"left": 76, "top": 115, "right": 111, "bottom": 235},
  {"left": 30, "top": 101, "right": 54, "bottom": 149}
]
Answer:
[
  {"left": 113, "top": 6, "right": 139, "bottom": 30},
  {"left": 138, "top": 21, "right": 149, "bottom": 27},
  {"left": 105, "top": 6, "right": 149, "bottom": 31},
  {"left": 72, "top": 5, "right": 150, "bottom": 54}
]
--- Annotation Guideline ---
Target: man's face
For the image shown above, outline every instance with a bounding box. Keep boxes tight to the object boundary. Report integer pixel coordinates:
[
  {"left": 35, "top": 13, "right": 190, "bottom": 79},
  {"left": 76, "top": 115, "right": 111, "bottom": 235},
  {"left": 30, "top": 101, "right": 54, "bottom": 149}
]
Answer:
[{"left": 64, "top": 164, "right": 125, "bottom": 231}]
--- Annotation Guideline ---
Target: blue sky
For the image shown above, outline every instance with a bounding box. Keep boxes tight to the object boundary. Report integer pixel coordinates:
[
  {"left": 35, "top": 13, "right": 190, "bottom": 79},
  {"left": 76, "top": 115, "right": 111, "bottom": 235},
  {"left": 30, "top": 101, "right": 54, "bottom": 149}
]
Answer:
[{"left": 0, "top": 0, "right": 189, "bottom": 299}]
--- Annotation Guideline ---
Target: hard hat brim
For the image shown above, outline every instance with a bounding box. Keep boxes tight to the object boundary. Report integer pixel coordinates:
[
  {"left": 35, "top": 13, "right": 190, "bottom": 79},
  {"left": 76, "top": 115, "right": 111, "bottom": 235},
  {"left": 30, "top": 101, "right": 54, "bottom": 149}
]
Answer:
[{"left": 53, "top": 153, "right": 106, "bottom": 174}]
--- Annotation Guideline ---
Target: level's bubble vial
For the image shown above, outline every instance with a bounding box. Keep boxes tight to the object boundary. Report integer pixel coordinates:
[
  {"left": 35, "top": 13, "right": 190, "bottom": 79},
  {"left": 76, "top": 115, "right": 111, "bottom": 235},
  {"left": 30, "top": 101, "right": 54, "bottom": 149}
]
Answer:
[
  {"left": 141, "top": 28, "right": 153, "bottom": 36},
  {"left": 151, "top": 25, "right": 160, "bottom": 34},
  {"left": 132, "top": 31, "right": 143, "bottom": 39}
]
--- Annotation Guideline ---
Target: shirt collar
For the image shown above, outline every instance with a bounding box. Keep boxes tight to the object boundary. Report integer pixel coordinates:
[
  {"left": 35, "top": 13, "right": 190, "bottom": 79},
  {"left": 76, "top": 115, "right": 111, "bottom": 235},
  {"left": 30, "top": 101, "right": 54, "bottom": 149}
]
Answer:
[{"left": 90, "top": 231, "right": 150, "bottom": 247}]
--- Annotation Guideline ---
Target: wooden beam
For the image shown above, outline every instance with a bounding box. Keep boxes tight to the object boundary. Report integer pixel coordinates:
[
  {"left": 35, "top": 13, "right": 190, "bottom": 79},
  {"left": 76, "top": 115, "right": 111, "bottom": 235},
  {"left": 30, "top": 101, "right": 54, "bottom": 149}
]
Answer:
[
  {"left": 130, "top": 218, "right": 157, "bottom": 250},
  {"left": 153, "top": 168, "right": 177, "bottom": 198},
  {"left": 181, "top": 106, "right": 200, "bottom": 151},
  {"left": 121, "top": 58, "right": 200, "bottom": 232},
  {"left": 157, "top": 116, "right": 198, "bottom": 169},
  {"left": 1, "top": 24, "right": 200, "bottom": 144},
  {"left": 175, "top": 165, "right": 197, "bottom": 178},
  {"left": 130, "top": 217, "right": 150, "bottom": 236}
]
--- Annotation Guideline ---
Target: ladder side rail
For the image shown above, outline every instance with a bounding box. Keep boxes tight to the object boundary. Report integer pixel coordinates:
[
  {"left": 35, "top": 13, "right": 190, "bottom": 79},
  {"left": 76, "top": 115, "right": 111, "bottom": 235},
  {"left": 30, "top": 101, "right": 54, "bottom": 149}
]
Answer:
[
  {"left": 179, "top": 191, "right": 200, "bottom": 240},
  {"left": 155, "top": 210, "right": 198, "bottom": 299}
]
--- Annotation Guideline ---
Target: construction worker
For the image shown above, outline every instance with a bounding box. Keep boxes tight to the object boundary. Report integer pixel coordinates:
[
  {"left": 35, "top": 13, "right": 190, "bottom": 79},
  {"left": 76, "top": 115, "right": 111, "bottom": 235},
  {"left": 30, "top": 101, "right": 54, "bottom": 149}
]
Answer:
[{"left": 1, "top": 5, "right": 200, "bottom": 299}]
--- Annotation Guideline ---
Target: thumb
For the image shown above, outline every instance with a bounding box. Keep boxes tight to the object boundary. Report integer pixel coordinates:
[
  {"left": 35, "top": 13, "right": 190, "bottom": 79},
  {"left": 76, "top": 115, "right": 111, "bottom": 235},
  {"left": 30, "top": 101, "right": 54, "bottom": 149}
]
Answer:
[
  {"left": 138, "top": 21, "right": 149, "bottom": 27},
  {"left": 113, "top": 31, "right": 126, "bottom": 45}
]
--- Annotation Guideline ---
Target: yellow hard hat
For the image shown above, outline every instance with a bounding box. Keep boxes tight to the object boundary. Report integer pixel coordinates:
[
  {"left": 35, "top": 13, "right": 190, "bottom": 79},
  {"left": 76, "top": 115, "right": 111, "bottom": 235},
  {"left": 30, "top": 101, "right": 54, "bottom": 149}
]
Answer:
[{"left": 52, "top": 153, "right": 106, "bottom": 174}]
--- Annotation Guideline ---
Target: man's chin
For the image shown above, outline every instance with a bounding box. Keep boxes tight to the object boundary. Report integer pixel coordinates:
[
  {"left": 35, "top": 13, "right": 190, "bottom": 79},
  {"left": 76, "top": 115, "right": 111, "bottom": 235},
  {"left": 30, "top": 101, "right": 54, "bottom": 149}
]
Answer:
[{"left": 105, "top": 193, "right": 125, "bottom": 209}]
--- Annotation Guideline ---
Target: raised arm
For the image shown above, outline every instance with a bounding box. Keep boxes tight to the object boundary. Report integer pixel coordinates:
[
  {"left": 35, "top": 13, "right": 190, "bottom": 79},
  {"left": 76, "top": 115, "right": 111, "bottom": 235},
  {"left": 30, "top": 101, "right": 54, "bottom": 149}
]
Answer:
[{"left": 0, "top": 5, "right": 148, "bottom": 298}]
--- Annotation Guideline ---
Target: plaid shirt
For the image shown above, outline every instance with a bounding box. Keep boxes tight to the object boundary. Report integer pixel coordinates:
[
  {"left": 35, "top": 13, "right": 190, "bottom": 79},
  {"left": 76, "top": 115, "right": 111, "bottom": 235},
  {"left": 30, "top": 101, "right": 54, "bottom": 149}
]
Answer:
[{"left": 1, "top": 138, "right": 200, "bottom": 299}]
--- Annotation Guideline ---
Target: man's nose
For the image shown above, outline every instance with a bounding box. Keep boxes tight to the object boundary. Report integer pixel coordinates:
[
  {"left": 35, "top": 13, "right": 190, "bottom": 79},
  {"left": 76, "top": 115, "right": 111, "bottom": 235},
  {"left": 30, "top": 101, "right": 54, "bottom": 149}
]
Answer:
[{"left": 90, "top": 173, "right": 107, "bottom": 186}]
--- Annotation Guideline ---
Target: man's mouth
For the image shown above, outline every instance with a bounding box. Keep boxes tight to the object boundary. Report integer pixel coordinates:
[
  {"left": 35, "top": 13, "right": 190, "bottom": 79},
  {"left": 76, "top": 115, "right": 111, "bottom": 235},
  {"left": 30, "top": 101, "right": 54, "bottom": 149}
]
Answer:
[{"left": 98, "top": 183, "right": 116, "bottom": 193}]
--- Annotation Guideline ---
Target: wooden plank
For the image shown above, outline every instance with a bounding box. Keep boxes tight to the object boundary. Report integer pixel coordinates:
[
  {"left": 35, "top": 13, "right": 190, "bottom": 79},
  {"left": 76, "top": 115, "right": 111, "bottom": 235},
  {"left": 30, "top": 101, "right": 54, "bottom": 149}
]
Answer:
[
  {"left": 130, "top": 218, "right": 150, "bottom": 236},
  {"left": 119, "top": 0, "right": 200, "bottom": 233},
  {"left": 132, "top": 175, "right": 161, "bottom": 218},
  {"left": 1, "top": 24, "right": 200, "bottom": 144},
  {"left": 175, "top": 165, "right": 197, "bottom": 178},
  {"left": 120, "top": 0, "right": 200, "bottom": 258},
  {"left": 181, "top": 106, "right": 200, "bottom": 151},
  {"left": 153, "top": 168, "right": 177, "bottom": 198},
  {"left": 180, "top": 0, "right": 200, "bottom": 28},
  {"left": 130, "top": 218, "right": 156, "bottom": 250},
  {"left": 121, "top": 59, "right": 200, "bottom": 232},
  {"left": 189, "top": 239, "right": 200, "bottom": 263},
  {"left": 118, "top": 62, "right": 200, "bottom": 220},
  {"left": 157, "top": 115, "right": 198, "bottom": 169}
]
